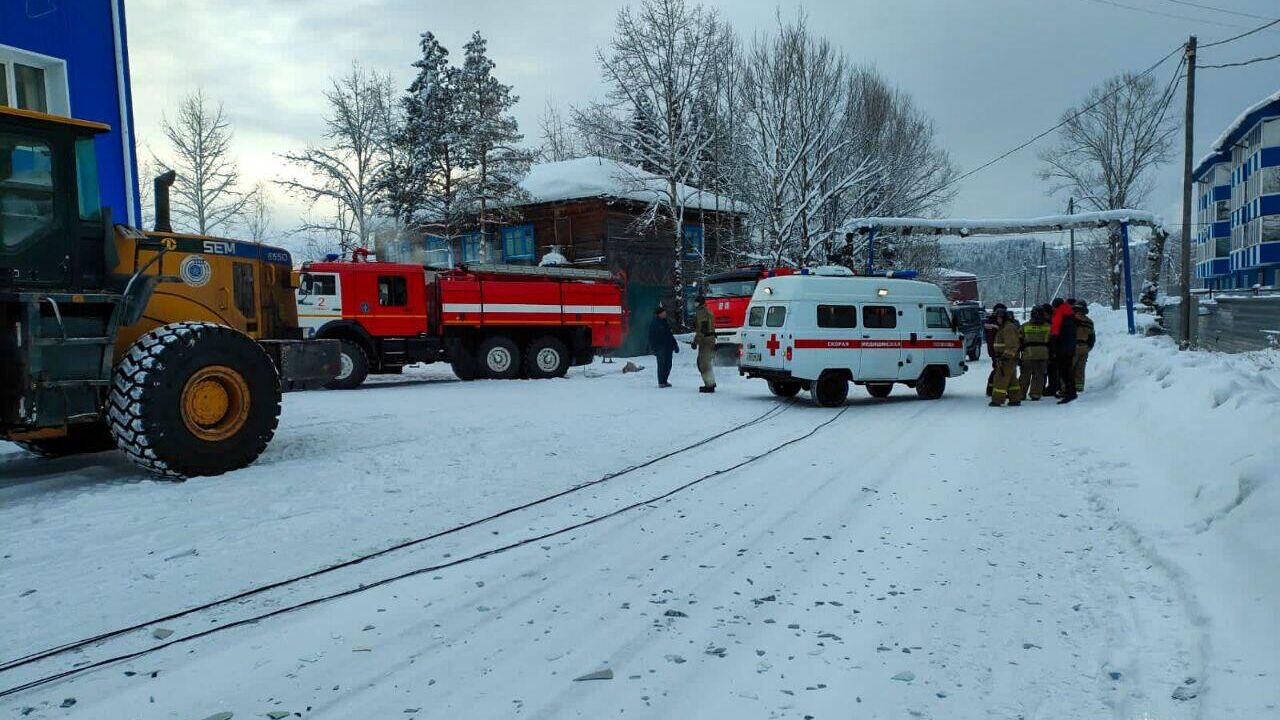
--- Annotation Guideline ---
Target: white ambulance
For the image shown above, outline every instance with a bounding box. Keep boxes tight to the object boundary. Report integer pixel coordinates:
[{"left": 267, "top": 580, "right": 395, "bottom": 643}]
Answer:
[{"left": 738, "top": 267, "right": 968, "bottom": 407}]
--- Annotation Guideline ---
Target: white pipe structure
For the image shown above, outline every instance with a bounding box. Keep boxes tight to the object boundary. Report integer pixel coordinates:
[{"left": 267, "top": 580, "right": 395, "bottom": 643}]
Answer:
[{"left": 844, "top": 210, "right": 1170, "bottom": 335}]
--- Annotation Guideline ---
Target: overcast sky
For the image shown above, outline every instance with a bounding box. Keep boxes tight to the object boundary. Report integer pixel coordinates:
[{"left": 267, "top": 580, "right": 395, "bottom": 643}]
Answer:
[{"left": 125, "top": 0, "right": 1279, "bottom": 242}]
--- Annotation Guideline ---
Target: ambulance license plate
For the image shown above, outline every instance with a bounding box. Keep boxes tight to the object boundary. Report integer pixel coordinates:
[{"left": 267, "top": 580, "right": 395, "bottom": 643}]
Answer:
[{"left": 745, "top": 352, "right": 762, "bottom": 363}]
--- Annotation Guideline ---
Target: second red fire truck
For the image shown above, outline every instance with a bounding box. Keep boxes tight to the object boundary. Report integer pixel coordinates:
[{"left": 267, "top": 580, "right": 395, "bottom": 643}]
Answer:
[
  {"left": 296, "top": 258, "right": 627, "bottom": 388},
  {"left": 704, "top": 265, "right": 798, "bottom": 356}
]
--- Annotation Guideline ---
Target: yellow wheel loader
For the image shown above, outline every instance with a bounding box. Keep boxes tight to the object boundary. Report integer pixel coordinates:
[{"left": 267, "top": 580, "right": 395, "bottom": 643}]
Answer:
[{"left": 0, "top": 106, "right": 338, "bottom": 478}]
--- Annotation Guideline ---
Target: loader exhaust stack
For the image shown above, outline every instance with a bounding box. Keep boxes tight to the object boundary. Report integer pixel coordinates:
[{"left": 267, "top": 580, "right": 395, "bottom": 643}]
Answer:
[{"left": 153, "top": 170, "right": 177, "bottom": 233}]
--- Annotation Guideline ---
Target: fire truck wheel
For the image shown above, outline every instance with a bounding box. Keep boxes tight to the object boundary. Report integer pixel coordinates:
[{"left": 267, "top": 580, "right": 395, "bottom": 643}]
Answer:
[
  {"left": 478, "top": 336, "right": 521, "bottom": 379},
  {"left": 916, "top": 367, "right": 947, "bottom": 400},
  {"left": 811, "top": 371, "right": 849, "bottom": 408},
  {"left": 866, "top": 382, "right": 893, "bottom": 399},
  {"left": 767, "top": 380, "right": 802, "bottom": 398},
  {"left": 326, "top": 340, "right": 370, "bottom": 390},
  {"left": 526, "top": 336, "right": 570, "bottom": 379},
  {"left": 107, "top": 321, "right": 281, "bottom": 479},
  {"left": 14, "top": 422, "right": 116, "bottom": 458}
]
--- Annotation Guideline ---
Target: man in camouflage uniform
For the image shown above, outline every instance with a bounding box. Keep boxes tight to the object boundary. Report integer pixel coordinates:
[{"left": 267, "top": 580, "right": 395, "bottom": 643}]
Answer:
[
  {"left": 1073, "top": 302, "right": 1096, "bottom": 392},
  {"left": 692, "top": 295, "right": 717, "bottom": 393},
  {"left": 1019, "top": 306, "right": 1052, "bottom": 400},
  {"left": 989, "top": 307, "right": 1023, "bottom": 407}
]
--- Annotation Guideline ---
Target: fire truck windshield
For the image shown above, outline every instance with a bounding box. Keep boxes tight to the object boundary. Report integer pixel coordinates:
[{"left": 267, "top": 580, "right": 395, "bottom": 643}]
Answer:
[{"left": 706, "top": 279, "right": 757, "bottom": 298}]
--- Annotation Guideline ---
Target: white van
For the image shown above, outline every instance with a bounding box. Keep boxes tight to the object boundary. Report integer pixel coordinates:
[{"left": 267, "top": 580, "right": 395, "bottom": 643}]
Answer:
[{"left": 738, "top": 269, "right": 968, "bottom": 406}]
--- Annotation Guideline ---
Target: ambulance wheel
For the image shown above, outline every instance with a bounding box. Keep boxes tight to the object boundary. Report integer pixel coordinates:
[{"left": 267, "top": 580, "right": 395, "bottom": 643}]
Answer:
[
  {"left": 107, "top": 321, "right": 281, "bottom": 479},
  {"left": 478, "top": 336, "right": 521, "bottom": 379},
  {"left": 326, "top": 339, "right": 369, "bottom": 390},
  {"left": 811, "top": 371, "right": 849, "bottom": 408},
  {"left": 767, "top": 380, "right": 801, "bottom": 398},
  {"left": 916, "top": 367, "right": 947, "bottom": 400},
  {"left": 526, "top": 336, "right": 570, "bottom": 379},
  {"left": 866, "top": 382, "right": 893, "bottom": 399},
  {"left": 15, "top": 422, "right": 115, "bottom": 458}
]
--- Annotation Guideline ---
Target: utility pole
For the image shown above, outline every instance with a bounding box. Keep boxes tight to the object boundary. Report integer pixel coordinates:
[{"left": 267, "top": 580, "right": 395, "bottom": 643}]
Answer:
[
  {"left": 1022, "top": 267, "right": 1028, "bottom": 320},
  {"left": 1068, "top": 197, "right": 1076, "bottom": 300},
  {"left": 1179, "top": 35, "right": 1197, "bottom": 348}
]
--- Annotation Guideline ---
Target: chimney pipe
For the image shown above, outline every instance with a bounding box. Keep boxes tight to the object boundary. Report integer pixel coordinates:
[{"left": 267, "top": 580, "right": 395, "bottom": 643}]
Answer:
[{"left": 154, "top": 170, "right": 177, "bottom": 233}]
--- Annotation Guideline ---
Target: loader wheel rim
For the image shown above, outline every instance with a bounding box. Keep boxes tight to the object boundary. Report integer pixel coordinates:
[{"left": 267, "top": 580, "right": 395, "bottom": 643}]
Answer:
[
  {"left": 536, "top": 347, "right": 561, "bottom": 372},
  {"left": 487, "top": 347, "right": 513, "bottom": 373},
  {"left": 181, "top": 365, "right": 251, "bottom": 442}
]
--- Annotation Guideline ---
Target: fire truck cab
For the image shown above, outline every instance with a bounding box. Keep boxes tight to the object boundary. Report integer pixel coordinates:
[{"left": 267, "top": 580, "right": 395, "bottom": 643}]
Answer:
[
  {"left": 704, "top": 265, "right": 798, "bottom": 354},
  {"left": 738, "top": 267, "right": 967, "bottom": 407},
  {"left": 296, "top": 260, "right": 626, "bottom": 388}
]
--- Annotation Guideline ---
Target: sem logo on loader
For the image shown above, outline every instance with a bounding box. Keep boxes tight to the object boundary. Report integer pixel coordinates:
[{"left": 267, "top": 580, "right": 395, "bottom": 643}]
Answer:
[
  {"left": 179, "top": 255, "right": 211, "bottom": 287},
  {"left": 202, "top": 240, "right": 236, "bottom": 255}
]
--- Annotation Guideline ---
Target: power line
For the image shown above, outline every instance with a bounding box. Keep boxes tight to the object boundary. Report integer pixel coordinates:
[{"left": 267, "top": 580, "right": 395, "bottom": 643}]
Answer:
[
  {"left": 1201, "top": 17, "right": 1280, "bottom": 46},
  {"left": 1082, "top": 0, "right": 1248, "bottom": 28},
  {"left": 1198, "top": 50, "right": 1280, "bottom": 67},
  {"left": 1162, "top": 0, "right": 1276, "bottom": 21},
  {"left": 937, "top": 44, "right": 1184, "bottom": 193}
]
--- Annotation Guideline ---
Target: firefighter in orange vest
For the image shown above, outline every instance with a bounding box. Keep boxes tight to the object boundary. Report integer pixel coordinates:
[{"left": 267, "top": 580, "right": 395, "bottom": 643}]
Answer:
[
  {"left": 1019, "top": 306, "right": 1052, "bottom": 400},
  {"left": 989, "top": 306, "right": 1023, "bottom": 407}
]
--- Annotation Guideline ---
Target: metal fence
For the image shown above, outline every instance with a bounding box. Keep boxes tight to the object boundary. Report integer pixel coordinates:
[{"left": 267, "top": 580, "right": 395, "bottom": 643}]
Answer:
[{"left": 1158, "top": 292, "right": 1280, "bottom": 352}]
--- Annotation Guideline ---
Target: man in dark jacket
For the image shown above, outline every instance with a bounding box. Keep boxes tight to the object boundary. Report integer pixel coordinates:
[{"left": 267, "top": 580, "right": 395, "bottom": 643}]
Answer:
[
  {"left": 1050, "top": 298, "right": 1078, "bottom": 404},
  {"left": 1042, "top": 302, "right": 1061, "bottom": 396},
  {"left": 649, "top": 306, "right": 679, "bottom": 388}
]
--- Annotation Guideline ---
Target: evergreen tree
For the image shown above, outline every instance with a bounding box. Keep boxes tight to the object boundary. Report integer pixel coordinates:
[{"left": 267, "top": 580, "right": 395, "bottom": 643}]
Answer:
[
  {"left": 377, "top": 32, "right": 467, "bottom": 253},
  {"left": 456, "top": 31, "right": 532, "bottom": 261}
]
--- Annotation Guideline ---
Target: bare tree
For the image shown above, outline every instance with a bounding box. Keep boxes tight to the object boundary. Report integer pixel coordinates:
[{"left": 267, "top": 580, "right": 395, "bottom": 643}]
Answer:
[
  {"left": 1038, "top": 72, "right": 1178, "bottom": 308},
  {"left": 574, "top": 0, "right": 732, "bottom": 323},
  {"left": 242, "top": 182, "right": 273, "bottom": 243},
  {"left": 536, "top": 101, "right": 581, "bottom": 163},
  {"left": 278, "top": 63, "right": 396, "bottom": 255},
  {"left": 155, "top": 89, "right": 250, "bottom": 236}
]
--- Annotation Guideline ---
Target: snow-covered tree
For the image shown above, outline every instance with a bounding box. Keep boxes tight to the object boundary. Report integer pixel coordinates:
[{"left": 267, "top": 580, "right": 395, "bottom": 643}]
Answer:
[
  {"left": 277, "top": 63, "right": 396, "bottom": 256},
  {"left": 456, "top": 31, "right": 533, "bottom": 261},
  {"left": 1038, "top": 72, "right": 1178, "bottom": 308},
  {"left": 574, "top": 0, "right": 732, "bottom": 322},
  {"left": 377, "top": 32, "right": 468, "bottom": 246},
  {"left": 155, "top": 89, "right": 250, "bottom": 236}
]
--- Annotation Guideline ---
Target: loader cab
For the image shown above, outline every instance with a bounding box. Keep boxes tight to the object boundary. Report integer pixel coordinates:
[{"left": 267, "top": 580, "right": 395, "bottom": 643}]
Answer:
[{"left": 0, "top": 106, "right": 113, "bottom": 292}]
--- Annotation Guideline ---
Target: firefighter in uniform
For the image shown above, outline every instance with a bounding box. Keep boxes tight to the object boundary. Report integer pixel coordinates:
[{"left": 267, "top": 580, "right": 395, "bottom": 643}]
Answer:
[
  {"left": 1019, "top": 306, "right": 1051, "bottom": 400},
  {"left": 983, "top": 303, "right": 1005, "bottom": 397},
  {"left": 989, "top": 306, "right": 1023, "bottom": 407},
  {"left": 692, "top": 295, "right": 717, "bottom": 393},
  {"left": 1073, "top": 302, "right": 1096, "bottom": 393}
]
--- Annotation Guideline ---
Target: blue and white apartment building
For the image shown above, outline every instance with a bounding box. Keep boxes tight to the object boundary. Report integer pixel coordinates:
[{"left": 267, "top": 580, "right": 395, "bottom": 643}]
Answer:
[
  {"left": 1, "top": 0, "right": 142, "bottom": 226},
  {"left": 1193, "top": 91, "right": 1280, "bottom": 290}
]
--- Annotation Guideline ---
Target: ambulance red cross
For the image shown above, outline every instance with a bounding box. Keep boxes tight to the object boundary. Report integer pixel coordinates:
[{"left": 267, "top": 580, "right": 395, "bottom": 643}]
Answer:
[{"left": 738, "top": 266, "right": 968, "bottom": 406}]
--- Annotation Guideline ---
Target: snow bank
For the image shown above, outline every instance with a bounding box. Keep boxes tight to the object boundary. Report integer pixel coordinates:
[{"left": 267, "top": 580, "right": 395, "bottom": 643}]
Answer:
[
  {"left": 1084, "top": 307, "right": 1280, "bottom": 715},
  {"left": 519, "top": 156, "right": 746, "bottom": 213}
]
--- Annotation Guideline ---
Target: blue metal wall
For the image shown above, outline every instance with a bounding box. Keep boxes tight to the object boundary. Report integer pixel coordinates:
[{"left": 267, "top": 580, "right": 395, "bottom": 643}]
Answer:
[{"left": 1, "top": 0, "right": 141, "bottom": 226}]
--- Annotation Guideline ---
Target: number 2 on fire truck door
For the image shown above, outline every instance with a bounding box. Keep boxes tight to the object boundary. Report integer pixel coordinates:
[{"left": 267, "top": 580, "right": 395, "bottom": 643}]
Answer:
[{"left": 858, "top": 304, "right": 903, "bottom": 379}]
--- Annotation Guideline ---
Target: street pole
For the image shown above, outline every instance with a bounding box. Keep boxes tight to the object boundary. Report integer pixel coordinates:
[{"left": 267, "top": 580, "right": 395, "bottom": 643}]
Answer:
[
  {"left": 1022, "top": 268, "right": 1027, "bottom": 320},
  {"left": 1068, "top": 197, "right": 1076, "bottom": 300},
  {"left": 1179, "top": 36, "right": 1197, "bottom": 348}
]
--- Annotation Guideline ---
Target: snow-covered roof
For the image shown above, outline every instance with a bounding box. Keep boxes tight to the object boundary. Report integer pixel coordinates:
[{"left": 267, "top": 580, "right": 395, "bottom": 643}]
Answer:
[
  {"left": 1195, "top": 90, "right": 1280, "bottom": 177},
  {"left": 847, "top": 209, "right": 1163, "bottom": 237},
  {"left": 519, "top": 156, "right": 746, "bottom": 214},
  {"left": 938, "top": 268, "right": 978, "bottom": 279}
]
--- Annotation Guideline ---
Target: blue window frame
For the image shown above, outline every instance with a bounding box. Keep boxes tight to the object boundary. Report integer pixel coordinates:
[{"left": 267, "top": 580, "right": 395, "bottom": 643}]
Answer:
[
  {"left": 501, "top": 224, "right": 536, "bottom": 261},
  {"left": 683, "top": 224, "right": 704, "bottom": 260},
  {"left": 424, "top": 235, "right": 452, "bottom": 266},
  {"left": 461, "top": 232, "right": 483, "bottom": 263}
]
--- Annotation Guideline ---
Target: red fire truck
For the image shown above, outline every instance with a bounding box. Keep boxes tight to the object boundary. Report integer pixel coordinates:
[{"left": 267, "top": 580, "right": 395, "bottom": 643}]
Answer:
[
  {"left": 704, "top": 265, "right": 799, "bottom": 354},
  {"left": 296, "top": 259, "right": 627, "bottom": 388}
]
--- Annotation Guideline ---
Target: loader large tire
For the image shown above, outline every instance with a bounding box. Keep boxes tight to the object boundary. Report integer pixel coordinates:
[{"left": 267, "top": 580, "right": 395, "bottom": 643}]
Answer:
[
  {"left": 107, "top": 321, "right": 281, "bottom": 479},
  {"left": 15, "top": 422, "right": 115, "bottom": 458}
]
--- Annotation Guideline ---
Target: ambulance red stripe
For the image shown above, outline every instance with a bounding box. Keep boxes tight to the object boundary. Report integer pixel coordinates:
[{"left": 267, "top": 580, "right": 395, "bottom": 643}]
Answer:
[{"left": 792, "top": 338, "right": 963, "bottom": 350}]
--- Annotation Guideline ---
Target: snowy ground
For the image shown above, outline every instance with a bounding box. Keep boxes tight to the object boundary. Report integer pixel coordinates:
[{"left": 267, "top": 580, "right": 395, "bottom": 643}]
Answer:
[{"left": 1, "top": 309, "right": 1276, "bottom": 719}]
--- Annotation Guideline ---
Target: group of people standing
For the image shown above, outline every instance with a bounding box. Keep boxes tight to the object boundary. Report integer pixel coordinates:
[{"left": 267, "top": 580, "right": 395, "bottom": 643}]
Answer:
[
  {"left": 648, "top": 295, "right": 719, "bottom": 393},
  {"left": 986, "top": 298, "right": 1095, "bottom": 406}
]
